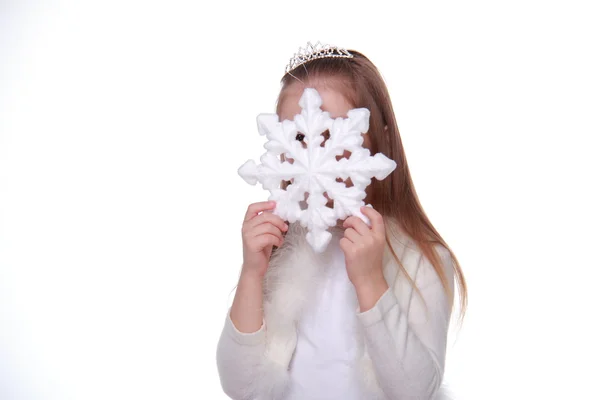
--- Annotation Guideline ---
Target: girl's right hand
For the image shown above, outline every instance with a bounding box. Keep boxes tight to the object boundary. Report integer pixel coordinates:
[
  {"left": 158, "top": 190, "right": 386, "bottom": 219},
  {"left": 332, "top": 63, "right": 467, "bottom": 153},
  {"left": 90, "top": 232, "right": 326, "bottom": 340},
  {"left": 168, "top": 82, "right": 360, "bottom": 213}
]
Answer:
[{"left": 241, "top": 201, "right": 288, "bottom": 279}]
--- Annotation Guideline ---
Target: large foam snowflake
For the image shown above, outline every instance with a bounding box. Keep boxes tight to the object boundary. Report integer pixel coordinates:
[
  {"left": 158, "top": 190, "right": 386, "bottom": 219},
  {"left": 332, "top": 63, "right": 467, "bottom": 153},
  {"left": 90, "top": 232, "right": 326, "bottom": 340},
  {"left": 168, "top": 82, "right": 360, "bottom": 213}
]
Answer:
[{"left": 238, "top": 87, "right": 397, "bottom": 252}]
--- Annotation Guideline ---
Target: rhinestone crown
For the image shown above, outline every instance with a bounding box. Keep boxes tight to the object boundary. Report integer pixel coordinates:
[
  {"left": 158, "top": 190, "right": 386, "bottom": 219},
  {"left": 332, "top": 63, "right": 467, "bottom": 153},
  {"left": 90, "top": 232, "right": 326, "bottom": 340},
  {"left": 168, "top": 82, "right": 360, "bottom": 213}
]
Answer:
[{"left": 285, "top": 41, "right": 353, "bottom": 73}]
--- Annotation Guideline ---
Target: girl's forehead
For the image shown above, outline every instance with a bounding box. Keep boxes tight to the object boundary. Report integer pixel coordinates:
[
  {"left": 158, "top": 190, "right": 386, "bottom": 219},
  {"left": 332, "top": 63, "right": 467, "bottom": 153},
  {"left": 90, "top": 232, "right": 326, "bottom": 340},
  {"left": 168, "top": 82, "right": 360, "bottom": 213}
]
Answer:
[{"left": 278, "top": 83, "right": 354, "bottom": 121}]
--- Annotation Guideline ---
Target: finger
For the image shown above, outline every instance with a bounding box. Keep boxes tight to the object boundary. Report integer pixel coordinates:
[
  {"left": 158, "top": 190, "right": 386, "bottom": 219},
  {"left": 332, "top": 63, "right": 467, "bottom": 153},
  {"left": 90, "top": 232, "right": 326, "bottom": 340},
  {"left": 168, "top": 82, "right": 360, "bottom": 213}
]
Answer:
[
  {"left": 343, "top": 227, "right": 361, "bottom": 244},
  {"left": 244, "top": 201, "right": 276, "bottom": 222},
  {"left": 249, "top": 222, "right": 284, "bottom": 242},
  {"left": 339, "top": 237, "right": 353, "bottom": 254},
  {"left": 360, "top": 206, "right": 385, "bottom": 234},
  {"left": 343, "top": 215, "right": 370, "bottom": 235},
  {"left": 247, "top": 210, "right": 288, "bottom": 233},
  {"left": 253, "top": 234, "right": 282, "bottom": 251}
]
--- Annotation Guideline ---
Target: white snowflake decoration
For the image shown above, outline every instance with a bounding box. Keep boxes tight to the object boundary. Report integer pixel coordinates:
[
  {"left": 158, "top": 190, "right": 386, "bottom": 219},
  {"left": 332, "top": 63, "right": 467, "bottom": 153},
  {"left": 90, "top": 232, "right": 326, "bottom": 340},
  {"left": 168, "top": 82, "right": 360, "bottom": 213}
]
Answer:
[{"left": 238, "top": 87, "right": 397, "bottom": 253}]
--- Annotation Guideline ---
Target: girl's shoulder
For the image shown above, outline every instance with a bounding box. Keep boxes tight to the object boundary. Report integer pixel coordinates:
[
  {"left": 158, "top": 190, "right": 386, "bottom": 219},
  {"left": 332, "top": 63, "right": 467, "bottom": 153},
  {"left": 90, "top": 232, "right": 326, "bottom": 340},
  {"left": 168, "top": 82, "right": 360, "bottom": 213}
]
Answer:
[
  {"left": 383, "top": 216, "right": 449, "bottom": 258},
  {"left": 383, "top": 216, "right": 420, "bottom": 253},
  {"left": 382, "top": 216, "right": 453, "bottom": 281}
]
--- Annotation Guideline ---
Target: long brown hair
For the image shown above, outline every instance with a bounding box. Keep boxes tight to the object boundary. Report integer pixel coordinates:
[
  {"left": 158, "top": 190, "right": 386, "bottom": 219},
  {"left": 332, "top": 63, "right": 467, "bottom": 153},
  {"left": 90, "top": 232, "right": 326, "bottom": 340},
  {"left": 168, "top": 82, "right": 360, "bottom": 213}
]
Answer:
[{"left": 274, "top": 49, "right": 468, "bottom": 326}]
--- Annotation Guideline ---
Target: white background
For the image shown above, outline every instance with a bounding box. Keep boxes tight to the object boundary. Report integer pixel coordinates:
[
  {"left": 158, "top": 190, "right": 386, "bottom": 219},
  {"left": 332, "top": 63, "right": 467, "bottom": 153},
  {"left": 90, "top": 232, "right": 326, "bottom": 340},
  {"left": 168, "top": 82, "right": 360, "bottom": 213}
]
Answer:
[{"left": 1, "top": 1, "right": 599, "bottom": 399}]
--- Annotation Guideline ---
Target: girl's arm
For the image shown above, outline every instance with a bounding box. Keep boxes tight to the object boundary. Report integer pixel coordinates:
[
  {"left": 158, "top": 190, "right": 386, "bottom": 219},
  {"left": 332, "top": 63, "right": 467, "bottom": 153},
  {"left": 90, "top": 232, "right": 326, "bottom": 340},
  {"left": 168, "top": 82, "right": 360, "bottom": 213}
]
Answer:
[
  {"left": 357, "top": 244, "right": 455, "bottom": 400},
  {"left": 216, "top": 270, "right": 266, "bottom": 400},
  {"left": 216, "top": 201, "right": 287, "bottom": 400},
  {"left": 230, "top": 268, "right": 265, "bottom": 332}
]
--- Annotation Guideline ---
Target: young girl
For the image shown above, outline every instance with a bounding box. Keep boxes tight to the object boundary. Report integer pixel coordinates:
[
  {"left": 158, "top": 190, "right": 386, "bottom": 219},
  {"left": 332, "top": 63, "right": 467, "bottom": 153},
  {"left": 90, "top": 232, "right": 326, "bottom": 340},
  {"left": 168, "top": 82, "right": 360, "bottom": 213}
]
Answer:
[{"left": 216, "top": 43, "right": 468, "bottom": 400}]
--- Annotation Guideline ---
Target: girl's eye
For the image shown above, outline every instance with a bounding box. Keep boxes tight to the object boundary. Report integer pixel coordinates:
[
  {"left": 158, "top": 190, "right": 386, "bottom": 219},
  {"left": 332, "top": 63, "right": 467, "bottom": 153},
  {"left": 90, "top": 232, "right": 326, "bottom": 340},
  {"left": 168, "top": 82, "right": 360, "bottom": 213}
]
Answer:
[{"left": 295, "top": 133, "right": 305, "bottom": 142}]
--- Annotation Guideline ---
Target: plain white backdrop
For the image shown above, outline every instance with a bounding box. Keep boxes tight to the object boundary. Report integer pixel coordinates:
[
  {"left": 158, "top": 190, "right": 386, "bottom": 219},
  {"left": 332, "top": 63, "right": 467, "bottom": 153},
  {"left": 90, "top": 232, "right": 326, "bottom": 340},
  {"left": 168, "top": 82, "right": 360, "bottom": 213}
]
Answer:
[{"left": 1, "top": 1, "right": 599, "bottom": 399}]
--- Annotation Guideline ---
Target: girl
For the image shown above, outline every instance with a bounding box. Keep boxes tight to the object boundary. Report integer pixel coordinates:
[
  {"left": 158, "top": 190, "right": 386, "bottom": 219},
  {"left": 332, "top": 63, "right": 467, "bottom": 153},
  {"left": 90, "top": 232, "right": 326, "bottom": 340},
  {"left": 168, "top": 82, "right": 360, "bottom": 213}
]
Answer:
[{"left": 216, "top": 43, "right": 468, "bottom": 400}]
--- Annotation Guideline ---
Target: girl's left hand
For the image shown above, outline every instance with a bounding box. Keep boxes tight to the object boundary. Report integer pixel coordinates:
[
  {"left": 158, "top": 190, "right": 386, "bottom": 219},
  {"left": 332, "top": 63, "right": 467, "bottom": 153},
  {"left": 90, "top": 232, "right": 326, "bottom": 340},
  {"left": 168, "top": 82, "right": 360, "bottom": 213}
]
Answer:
[{"left": 340, "top": 206, "right": 387, "bottom": 288}]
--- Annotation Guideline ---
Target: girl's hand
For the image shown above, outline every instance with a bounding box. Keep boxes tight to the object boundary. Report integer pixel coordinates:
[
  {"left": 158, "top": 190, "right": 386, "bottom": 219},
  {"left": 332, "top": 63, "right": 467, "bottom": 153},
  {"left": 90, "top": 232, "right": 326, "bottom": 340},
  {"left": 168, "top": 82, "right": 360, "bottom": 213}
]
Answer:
[
  {"left": 340, "top": 206, "right": 387, "bottom": 289},
  {"left": 241, "top": 200, "right": 288, "bottom": 279}
]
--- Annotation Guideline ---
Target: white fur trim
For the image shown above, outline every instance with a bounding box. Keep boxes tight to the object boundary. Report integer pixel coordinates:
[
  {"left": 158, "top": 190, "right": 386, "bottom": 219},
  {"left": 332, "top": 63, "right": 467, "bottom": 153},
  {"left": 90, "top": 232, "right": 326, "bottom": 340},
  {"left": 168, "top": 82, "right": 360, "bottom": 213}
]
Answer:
[{"left": 247, "top": 356, "right": 290, "bottom": 400}]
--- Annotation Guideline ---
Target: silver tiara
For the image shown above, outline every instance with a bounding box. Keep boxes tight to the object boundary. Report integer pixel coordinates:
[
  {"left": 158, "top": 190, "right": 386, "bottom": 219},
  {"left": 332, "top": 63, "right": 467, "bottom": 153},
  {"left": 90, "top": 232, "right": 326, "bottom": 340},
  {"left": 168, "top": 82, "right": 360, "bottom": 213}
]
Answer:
[{"left": 285, "top": 41, "right": 353, "bottom": 73}]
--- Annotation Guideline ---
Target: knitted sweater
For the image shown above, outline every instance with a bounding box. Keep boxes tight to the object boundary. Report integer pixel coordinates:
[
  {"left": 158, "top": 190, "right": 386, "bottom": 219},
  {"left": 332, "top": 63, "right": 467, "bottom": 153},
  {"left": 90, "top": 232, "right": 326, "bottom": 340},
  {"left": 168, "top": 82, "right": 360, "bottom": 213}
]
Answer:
[{"left": 216, "top": 218, "right": 456, "bottom": 400}]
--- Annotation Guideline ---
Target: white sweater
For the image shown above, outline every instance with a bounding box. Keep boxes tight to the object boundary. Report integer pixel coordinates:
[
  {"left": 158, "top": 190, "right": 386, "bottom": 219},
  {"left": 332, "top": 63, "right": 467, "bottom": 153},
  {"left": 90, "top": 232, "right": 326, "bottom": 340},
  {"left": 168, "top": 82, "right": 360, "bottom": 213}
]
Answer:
[{"left": 216, "top": 220, "right": 456, "bottom": 400}]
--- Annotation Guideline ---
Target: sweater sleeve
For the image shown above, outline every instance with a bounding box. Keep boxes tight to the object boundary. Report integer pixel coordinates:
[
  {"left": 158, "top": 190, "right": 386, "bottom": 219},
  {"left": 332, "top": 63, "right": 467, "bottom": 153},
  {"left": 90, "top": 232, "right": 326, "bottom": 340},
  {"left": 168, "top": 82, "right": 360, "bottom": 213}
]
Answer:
[
  {"left": 356, "top": 244, "right": 455, "bottom": 400},
  {"left": 216, "top": 309, "right": 267, "bottom": 400}
]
